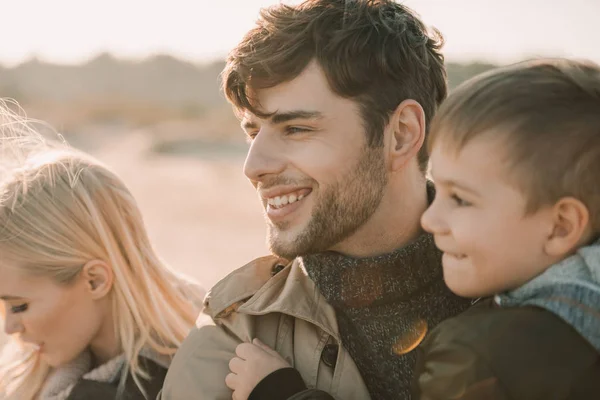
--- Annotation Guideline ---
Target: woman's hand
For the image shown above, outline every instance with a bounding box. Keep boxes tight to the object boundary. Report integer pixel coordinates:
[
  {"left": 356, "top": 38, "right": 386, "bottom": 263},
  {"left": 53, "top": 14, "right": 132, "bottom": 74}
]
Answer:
[{"left": 226, "top": 338, "right": 291, "bottom": 400}]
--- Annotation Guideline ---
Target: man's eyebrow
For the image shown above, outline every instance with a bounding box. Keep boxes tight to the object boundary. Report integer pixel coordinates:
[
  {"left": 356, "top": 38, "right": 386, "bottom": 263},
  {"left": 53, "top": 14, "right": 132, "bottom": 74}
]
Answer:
[
  {"left": 270, "top": 110, "right": 323, "bottom": 125},
  {"left": 241, "top": 110, "right": 323, "bottom": 131}
]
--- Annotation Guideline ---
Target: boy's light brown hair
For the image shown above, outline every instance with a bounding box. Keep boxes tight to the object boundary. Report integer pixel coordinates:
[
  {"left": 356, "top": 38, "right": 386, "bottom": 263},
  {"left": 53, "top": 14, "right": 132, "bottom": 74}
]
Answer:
[
  {"left": 222, "top": 0, "right": 447, "bottom": 172},
  {"left": 428, "top": 58, "right": 600, "bottom": 233}
]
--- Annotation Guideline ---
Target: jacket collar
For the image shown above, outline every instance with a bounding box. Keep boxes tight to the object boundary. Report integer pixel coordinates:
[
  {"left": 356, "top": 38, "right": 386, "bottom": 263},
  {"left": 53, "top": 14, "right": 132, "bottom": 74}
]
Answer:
[{"left": 204, "top": 256, "right": 340, "bottom": 339}]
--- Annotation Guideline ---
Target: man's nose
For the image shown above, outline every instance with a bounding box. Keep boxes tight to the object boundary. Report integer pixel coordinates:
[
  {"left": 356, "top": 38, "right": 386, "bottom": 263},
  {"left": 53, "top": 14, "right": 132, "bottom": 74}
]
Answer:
[{"left": 243, "top": 130, "right": 286, "bottom": 182}]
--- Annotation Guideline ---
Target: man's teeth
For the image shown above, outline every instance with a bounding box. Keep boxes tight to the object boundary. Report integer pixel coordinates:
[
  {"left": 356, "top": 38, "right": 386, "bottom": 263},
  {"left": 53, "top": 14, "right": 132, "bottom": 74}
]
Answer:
[{"left": 268, "top": 192, "right": 305, "bottom": 207}]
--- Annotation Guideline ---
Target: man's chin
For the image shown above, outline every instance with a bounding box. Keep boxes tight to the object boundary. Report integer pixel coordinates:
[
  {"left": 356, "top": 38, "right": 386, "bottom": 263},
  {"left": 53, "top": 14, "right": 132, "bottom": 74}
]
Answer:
[
  {"left": 268, "top": 230, "right": 308, "bottom": 259},
  {"left": 269, "top": 235, "right": 333, "bottom": 260},
  {"left": 269, "top": 240, "right": 301, "bottom": 260}
]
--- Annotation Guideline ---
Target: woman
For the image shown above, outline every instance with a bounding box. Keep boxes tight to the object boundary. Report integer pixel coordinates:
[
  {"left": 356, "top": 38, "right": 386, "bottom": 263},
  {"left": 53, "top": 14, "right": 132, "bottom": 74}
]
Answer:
[{"left": 0, "top": 102, "right": 204, "bottom": 400}]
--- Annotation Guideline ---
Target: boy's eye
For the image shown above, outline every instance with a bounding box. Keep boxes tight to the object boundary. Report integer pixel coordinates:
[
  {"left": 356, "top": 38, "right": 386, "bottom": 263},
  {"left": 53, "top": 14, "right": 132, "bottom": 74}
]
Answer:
[
  {"left": 451, "top": 194, "right": 471, "bottom": 207},
  {"left": 10, "top": 304, "right": 28, "bottom": 314}
]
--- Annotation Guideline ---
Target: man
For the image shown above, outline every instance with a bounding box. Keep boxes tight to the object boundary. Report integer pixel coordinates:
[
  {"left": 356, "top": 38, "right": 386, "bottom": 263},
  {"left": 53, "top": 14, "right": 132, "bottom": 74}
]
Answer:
[{"left": 160, "top": 1, "right": 471, "bottom": 399}]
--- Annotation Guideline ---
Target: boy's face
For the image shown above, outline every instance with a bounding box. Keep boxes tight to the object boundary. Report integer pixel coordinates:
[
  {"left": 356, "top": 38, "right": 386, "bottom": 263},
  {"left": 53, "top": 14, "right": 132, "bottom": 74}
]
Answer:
[{"left": 421, "top": 135, "right": 556, "bottom": 298}]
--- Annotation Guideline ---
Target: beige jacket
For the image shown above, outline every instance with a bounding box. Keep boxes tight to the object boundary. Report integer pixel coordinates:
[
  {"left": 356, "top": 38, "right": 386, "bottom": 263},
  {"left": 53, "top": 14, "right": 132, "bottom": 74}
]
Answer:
[{"left": 159, "top": 256, "right": 371, "bottom": 400}]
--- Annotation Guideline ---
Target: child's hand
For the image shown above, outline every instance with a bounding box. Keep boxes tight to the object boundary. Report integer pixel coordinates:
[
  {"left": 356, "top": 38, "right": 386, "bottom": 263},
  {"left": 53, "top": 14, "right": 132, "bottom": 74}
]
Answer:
[{"left": 226, "top": 338, "right": 291, "bottom": 400}]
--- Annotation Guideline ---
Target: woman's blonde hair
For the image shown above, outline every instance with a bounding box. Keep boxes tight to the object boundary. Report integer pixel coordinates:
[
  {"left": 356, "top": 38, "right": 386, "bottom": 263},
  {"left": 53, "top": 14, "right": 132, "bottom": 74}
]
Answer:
[{"left": 0, "top": 100, "right": 200, "bottom": 399}]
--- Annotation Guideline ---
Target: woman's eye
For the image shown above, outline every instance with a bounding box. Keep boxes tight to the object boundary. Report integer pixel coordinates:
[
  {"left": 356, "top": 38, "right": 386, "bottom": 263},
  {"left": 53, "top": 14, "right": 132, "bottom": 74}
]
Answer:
[
  {"left": 11, "top": 304, "right": 28, "bottom": 314},
  {"left": 451, "top": 194, "right": 471, "bottom": 207}
]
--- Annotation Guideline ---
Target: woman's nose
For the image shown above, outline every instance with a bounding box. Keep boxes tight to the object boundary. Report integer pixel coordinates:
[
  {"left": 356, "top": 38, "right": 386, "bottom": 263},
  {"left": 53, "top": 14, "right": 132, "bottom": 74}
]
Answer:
[{"left": 3, "top": 312, "right": 24, "bottom": 335}]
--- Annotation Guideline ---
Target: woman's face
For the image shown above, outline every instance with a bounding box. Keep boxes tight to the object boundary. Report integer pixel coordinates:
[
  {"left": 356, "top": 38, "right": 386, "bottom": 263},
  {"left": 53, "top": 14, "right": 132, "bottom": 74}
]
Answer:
[{"left": 0, "top": 262, "right": 106, "bottom": 367}]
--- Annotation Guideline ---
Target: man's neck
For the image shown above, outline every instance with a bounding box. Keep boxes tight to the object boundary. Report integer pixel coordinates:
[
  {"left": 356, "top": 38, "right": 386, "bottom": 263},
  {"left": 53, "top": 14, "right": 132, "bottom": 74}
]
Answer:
[{"left": 329, "top": 174, "right": 429, "bottom": 258}]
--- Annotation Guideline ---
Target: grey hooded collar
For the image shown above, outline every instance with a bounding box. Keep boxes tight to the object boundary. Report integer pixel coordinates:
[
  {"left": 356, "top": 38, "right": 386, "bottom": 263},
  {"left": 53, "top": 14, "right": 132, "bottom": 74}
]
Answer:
[{"left": 497, "top": 240, "right": 600, "bottom": 352}]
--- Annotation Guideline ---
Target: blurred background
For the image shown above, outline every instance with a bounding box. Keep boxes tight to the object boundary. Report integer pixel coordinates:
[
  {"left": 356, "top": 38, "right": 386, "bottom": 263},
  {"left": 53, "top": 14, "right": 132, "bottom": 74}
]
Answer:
[{"left": 0, "top": 0, "right": 599, "bottom": 344}]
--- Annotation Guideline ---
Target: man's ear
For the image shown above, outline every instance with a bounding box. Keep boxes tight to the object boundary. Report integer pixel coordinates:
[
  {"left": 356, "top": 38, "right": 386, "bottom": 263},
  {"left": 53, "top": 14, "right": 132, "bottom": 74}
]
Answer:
[
  {"left": 80, "top": 260, "right": 114, "bottom": 300},
  {"left": 544, "top": 197, "right": 591, "bottom": 257},
  {"left": 385, "top": 99, "right": 426, "bottom": 172}
]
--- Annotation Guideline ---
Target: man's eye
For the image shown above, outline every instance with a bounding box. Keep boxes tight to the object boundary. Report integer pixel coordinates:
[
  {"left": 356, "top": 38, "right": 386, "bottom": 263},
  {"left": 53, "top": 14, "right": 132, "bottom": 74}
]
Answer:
[
  {"left": 285, "top": 127, "right": 308, "bottom": 134},
  {"left": 11, "top": 304, "right": 28, "bottom": 313}
]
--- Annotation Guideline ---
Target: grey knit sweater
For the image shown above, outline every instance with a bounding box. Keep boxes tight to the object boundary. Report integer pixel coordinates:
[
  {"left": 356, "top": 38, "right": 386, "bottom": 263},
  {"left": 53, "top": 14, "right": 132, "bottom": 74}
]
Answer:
[{"left": 300, "top": 232, "right": 471, "bottom": 399}]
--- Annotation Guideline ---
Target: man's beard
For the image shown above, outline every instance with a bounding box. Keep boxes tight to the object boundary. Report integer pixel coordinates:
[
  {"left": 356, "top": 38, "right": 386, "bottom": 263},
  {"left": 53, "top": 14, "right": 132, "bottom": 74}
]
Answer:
[{"left": 267, "top": 145, "right": 387, "bottom": 259}]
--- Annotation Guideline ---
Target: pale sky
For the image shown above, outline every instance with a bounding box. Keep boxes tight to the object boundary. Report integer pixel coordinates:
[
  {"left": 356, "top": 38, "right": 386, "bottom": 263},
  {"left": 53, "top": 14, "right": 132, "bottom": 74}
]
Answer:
[{"left": 2, "top": 0, "right": 599, "bottom": 66}]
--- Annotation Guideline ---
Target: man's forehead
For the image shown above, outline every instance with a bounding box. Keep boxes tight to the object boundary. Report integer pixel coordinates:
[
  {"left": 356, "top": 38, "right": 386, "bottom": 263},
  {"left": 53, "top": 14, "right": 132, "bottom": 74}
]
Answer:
[{"left": 247, "top": 64, "right": 334, "bottom": 112}]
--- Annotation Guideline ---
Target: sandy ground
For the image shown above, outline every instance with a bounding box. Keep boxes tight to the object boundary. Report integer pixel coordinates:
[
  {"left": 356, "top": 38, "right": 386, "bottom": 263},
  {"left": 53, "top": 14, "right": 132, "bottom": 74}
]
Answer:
[
  {"left": 93, "top": 130, "right": 268, "bottom": 288},
  {"left": 1, "top": 129, "right": 268, "bottom": 349}
]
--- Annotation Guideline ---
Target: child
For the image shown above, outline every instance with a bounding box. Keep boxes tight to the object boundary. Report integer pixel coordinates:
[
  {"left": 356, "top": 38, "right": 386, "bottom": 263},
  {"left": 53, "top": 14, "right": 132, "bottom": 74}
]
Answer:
[
  {"left": 0, "top": 101, "right": 205, "bottom": 400},
  {"left": 415, "top": 58, "right": 600, "bottom": 399},
  {"left": 225, "top": 58, "right": 600, "bottom": 399}
]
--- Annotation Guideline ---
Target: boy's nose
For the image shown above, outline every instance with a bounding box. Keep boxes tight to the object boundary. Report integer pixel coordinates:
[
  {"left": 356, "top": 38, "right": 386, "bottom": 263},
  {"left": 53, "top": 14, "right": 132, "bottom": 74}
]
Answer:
[{"left": 421, "top": 201, "right": 449, "bottom": 235}]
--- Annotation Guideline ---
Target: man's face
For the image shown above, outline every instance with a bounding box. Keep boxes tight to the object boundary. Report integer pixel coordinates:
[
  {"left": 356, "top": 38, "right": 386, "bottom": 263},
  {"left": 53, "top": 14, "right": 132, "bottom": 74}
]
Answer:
[{"left": 241, "top": 61, "right": 388, "bottom": 259}]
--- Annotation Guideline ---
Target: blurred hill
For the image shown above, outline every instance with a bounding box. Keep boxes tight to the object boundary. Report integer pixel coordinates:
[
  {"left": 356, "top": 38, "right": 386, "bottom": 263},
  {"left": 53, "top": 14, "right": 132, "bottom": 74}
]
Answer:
[{"left": 0, "top": 54, "right": 498, "bottom": 140}]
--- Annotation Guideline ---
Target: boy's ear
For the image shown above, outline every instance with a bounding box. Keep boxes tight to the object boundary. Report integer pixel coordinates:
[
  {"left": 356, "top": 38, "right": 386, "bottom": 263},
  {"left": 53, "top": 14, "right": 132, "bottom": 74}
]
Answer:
[
  {"left": 544, "top": 197, "right": 591, "bottom": 257},
  {"left": 80, "top": 260, "right": 114, "bottom": 300}
]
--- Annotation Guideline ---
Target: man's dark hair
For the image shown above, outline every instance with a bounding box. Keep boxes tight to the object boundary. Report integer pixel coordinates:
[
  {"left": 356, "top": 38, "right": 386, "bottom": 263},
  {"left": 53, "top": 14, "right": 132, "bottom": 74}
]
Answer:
[{"left": 222, "top": 0, "right": 447, "bottom": 172}]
